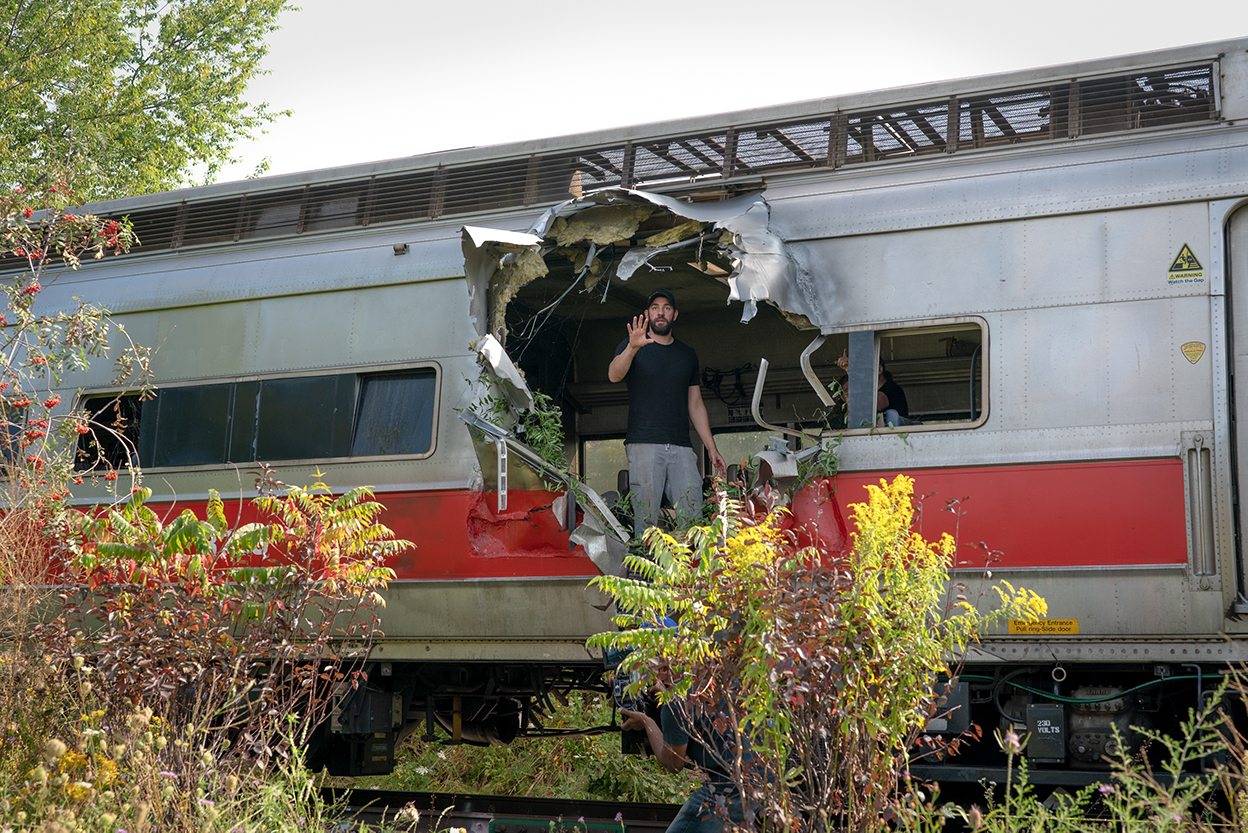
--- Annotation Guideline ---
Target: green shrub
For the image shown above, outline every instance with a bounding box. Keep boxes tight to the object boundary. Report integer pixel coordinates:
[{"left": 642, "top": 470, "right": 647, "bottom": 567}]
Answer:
[{"left": 589, "top": 476, "right": 1046, "bottom": 832}]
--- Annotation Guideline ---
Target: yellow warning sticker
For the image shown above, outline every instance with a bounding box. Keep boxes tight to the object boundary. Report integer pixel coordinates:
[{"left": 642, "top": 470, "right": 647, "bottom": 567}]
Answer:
[
  {"left": 1008, "top": 619, "right": 1079, "bottom": 635},
  {"left": 1168, "top": 244, "right": 1204, "bottom": 284},
  {"left": 1182, "top": 342, "right": 1206, "bottom": 364}
]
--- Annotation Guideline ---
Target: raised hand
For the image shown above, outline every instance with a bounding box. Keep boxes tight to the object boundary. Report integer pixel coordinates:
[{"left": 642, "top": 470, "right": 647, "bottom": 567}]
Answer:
[{"left": 627, "top": 314, "right": 655, "bottom": 350}]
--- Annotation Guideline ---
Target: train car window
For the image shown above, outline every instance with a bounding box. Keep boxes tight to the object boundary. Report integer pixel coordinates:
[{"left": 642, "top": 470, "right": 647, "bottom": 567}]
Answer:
[
  {"left": 76, "top": 364, "right": 440, "bottom": 470},
  {"left": 76, "top": 395, "right": 143, "bottom": 469},
  {"left": 254, "top": 374, "right": 354, "bottom": 462},
  {"left": 351, "top": 369, "right": 437, "bottom": 457},
  {"left": 1, "top": 401, "right": 27, "bottom": 462},
  {"left": 149, "top": 385, "right": 232, "bottom": 467},
  {"left": 581, "top": 438, "right": 627, "bottom": 497},
  {"left": 714, "top": 429, "right": 777, "bottom": 471},
  {"left": 830, "top": 319, "right": 986, "bottom": 432}
]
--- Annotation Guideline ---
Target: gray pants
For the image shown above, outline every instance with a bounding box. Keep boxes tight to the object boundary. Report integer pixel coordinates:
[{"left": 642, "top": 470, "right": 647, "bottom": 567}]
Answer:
[{"left": 625, "top": 443, "right": 702, "bottom": 538}]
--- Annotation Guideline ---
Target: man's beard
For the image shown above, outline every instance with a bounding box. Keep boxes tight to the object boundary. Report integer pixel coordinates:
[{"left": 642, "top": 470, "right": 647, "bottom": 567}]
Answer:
[{"left": 649, "top": 318, "right": 672, "bottom": 336}]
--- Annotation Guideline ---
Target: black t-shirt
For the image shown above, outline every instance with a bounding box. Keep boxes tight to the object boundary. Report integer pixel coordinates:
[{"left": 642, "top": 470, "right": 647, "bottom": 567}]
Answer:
[
  {"left": 614, "top": 338, "right": 700, "bottom": 446},
  {"left": 879, "top": 377, "right": 909, "bottom": 417},
  {"left": 661, "top": 699, "right": 738, "bottom": 794}
]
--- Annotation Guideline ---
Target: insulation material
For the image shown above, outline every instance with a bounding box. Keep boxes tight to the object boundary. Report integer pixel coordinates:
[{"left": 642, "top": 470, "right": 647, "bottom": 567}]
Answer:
[
  {"left": 640, "top": 219, "right": 706, "bottom": 248},
  {"left": 461, "top": 226, "right": 544, "bottom": 337},
  {"left": 488, "top": 247, "right": 548, "bottom": 337},
  {"left": 462, "top": 186, "right": 825, "bottom": 335},
  {"left": 561, "top": 247, "right": 605, "bottom": 282},
  {"left": 779, "top": 309, "right": 818, "bottom": 331},
  {"left": 548, "top": 204, "right": 654, "bottom": 247},
  {"left": 533, "top": 189, "right": 824, "bottom": 327}
]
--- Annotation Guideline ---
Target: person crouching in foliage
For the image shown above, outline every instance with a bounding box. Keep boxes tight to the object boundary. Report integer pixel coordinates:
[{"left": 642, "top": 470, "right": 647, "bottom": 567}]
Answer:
[{"left": 622, "top": 691, "right": 747, "bottom": 832}]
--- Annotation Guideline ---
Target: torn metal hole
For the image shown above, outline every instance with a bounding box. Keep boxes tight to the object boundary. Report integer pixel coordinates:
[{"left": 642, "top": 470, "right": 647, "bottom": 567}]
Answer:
[{"left": 461, "top": 186, "right": 822, "bottom": 346}]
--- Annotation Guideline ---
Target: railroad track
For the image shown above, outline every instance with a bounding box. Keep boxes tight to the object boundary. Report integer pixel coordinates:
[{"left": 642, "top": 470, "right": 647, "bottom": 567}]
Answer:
[{"left": 323, "top": 788, "right": 680, "bottom": 832}]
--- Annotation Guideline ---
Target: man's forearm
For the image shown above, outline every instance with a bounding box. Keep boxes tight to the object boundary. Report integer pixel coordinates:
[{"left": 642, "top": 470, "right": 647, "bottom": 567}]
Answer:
[
  {"left": 608, "top": 347, "right": 637, "bottom": 383},
  {"left": 689, "top": 397, "right": 719, "bottom": 459},
  {"left": 644, "top": 718, "right": 687, "bottom": 773},
  {"left": 622, "top": 709, "right": 687, "bottom": 773}
]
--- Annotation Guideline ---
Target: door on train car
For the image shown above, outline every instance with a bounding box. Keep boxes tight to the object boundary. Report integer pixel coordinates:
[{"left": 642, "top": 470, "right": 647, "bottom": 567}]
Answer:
[{"left": 1229, "top": 204, "right": 1248, "bottom": 607}]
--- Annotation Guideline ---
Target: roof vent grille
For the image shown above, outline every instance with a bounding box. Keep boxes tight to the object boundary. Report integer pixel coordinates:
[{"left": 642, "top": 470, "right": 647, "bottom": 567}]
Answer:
[{"left": 69, "top": 61, "right": 1216, "bottom": 263}]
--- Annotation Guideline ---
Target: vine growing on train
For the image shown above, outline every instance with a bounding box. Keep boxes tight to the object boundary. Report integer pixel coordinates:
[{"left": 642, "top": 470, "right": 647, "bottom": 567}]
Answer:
[{"left": 468, "top": 367, "right": 567, "bottom": 469}]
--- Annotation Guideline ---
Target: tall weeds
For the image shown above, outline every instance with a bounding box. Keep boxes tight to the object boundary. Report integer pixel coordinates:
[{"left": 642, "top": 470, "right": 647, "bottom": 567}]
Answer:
[{"left": 589, "top": 475, "right": 1046, "bottom": 832}]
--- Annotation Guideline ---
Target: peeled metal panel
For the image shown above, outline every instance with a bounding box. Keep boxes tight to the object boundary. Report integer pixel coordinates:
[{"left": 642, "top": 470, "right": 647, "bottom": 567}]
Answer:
[
  {"left": 150, "top": 385, "right": 231, "bottom": 467},
  {"left": 352, "top": 370, "right": 437, "bottom": 456}
]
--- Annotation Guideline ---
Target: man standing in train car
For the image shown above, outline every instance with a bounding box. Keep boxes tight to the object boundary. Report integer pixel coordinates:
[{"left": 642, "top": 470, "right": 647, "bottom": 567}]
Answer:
[{"left": 608, "top": 289, "right": 726, "bottom": 538}]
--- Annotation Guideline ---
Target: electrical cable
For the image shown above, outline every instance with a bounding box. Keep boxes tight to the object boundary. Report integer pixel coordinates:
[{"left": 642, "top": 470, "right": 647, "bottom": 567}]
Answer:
[
  {"left": 965, "top": 672, "right": 1204, "bottom": 706},
  {"left": 701, "top": 363, "right": 754, "bottom": 406},
  {"left": 992, "top": 668, "right": 1031, "bottom": 726}
]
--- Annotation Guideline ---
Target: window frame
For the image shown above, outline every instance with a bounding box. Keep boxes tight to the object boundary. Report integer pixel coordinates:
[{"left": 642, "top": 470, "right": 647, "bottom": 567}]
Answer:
[
  {"left": 73, "top": 361, "right": 441, "bottom": 472},
  {"left": 827, "top": 315, "right": 989, "bottom": 437}
]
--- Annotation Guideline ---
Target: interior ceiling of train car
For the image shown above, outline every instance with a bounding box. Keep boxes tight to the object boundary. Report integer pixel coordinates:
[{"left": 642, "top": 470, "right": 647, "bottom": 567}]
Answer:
[{"left": 461, "top": 187, "right": 823, "bottom": 346}]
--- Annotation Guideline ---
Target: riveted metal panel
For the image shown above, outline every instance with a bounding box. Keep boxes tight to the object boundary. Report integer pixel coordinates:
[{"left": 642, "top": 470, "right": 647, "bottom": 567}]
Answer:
[
  {"left": 967, "top": 638, "right": 1248, "bottom": 664},
  {"left": 35, "top": 225, "right": 468, "bottom": 318},
  {"left": 968, "top": 569, "right": 1225, "bottom": 638},
  {"left": 786, "top": 203, "right": 1217, "bottom": 332},
  {"left": 152, "top": 302, "right": 257, "bottom": 382},
  {"left": 1222, "top": 50, "right": 1248, "bottom": 122},
  {"left": 374, "top": 579, "right": 616, "bottom": 654},
  {"left": 1013, "top": 298, "right": 1212, "bottom": 432},
  {"left": 769, "top": 128, "right": 1248, "bottom": 244},
  {"left": 347, "top": 279, "right": 478, "bottom": 367}
]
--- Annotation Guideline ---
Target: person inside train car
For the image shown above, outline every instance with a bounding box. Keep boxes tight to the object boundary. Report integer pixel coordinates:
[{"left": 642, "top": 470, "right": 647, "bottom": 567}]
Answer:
[
  {"left": 834, "top": 350, "right": 915, "bottom": 428},
  {"left": 621, "top": 676, "right": 746, "bottom": 832},
  {"left": 608, "top": 289, "right": 726, "bottom": 538}
]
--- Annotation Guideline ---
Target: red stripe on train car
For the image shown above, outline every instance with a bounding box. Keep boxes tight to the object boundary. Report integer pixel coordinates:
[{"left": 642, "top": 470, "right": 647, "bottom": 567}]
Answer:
[
  {"left": 824, "top": 459, "right": 1188, "bottom": 569},
  {"left": 147, "top": 488, "right": 599, "bottom": 581}
]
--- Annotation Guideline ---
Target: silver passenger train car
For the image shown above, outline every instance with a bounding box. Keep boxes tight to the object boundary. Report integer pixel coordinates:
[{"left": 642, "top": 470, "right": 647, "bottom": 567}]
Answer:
[{"left": 35, "top": 38, "right": 1248, "bottom": 781}]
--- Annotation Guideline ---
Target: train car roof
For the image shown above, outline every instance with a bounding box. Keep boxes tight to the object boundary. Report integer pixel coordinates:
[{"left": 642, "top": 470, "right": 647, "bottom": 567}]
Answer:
[{"left": 78, "top": 36, "right": 1246, "bottom": 216}]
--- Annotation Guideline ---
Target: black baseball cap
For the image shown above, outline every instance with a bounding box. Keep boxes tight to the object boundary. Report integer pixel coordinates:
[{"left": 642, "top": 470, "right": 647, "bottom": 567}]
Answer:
[{"left": 646, "top": 289, "right": 676, "bottom": 308}]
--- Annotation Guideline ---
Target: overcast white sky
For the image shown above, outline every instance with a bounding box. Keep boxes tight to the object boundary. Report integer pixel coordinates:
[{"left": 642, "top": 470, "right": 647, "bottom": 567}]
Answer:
[{"left": 211, "top": 0, "right": 1248, "bottom": 184}]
